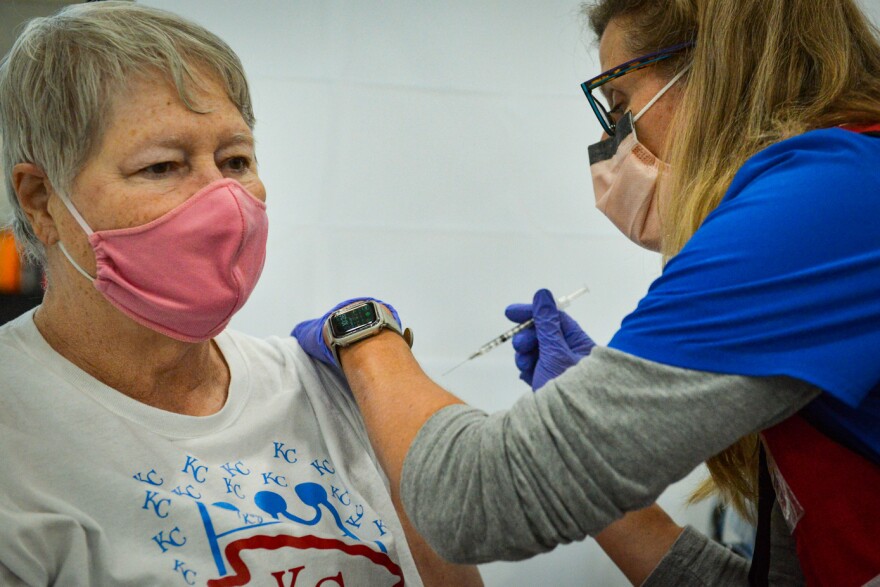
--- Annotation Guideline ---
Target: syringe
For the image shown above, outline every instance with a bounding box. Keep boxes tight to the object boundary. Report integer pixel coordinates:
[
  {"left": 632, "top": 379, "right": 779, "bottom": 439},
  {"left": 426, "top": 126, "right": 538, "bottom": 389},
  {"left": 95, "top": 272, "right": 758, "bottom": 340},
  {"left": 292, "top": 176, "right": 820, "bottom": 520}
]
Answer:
[{"left": 442, "top": 285, "right": 590, "bottom": 376}]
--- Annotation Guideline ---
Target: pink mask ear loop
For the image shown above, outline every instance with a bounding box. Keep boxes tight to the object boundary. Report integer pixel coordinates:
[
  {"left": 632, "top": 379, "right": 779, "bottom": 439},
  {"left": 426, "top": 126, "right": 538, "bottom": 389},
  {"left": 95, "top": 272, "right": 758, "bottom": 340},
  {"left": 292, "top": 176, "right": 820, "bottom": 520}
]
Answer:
[
  {"left": 55, "top": 191, "right": 97, "bottom": 281},
  {"left": 633, "top": 63, "right": 692, "bottom": 124},
  {"left": 56, "top": 191, "right": 95, "bottom": 236}
]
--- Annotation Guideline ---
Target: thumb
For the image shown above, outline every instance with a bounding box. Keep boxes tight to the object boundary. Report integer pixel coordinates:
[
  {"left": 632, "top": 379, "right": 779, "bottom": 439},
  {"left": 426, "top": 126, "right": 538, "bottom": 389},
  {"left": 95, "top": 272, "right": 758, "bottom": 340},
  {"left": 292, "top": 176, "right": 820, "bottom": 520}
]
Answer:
[{"left": 531, "top": 289, "right": 564, "bottom": 347}]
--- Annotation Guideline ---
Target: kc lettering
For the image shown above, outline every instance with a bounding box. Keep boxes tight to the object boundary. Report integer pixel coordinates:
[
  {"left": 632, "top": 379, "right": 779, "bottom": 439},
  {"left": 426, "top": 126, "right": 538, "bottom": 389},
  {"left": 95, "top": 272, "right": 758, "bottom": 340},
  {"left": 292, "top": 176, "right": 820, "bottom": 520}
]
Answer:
[
  {"left": 310, "top": 459, "right": 335, "bottom": 476},
  {"left": 345, "top": 505, "right": 365, "bottom": 529},
  {"left": 262, "top": 471, "right": 289, "bottom": 487},
  {"left": 224, "top": 477, "right": 246, "bottom": 499},
  {"left": 221, "top": 460, "right": 251, "bottom": 477},
  {"left": 174, "top": 559, "right": 197, "bottom": 586},
  {"left": 171, "top": 484, "right": 202, "bottom": 500},
  {"left": 273, "top": 441, "right": 298, "bottom": 464},
  {"left": 143, "top": 490, "right": 172, "bottom": 518},
  {"left": 181, "top": 455, "right": 208, "bottom": 483},
  {"left": 133, "top": 469, "right": 164, "bottom": 486},
  {"left": 372, "top": 519, "right": 388, "bottom": 536},
  {"left": 331, "top": 486, "right": 351, "bottom": 506},
  {"left": 153, "top": 527, "right": 187, "bottom": 553}
]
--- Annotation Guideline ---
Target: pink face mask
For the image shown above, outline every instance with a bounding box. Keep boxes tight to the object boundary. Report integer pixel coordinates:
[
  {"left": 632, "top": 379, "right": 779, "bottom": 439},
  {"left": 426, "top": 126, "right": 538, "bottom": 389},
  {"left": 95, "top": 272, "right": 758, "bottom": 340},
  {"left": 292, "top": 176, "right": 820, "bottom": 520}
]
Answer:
[
  {"left": 57, "top": 178, "right": 268, "bottom": 342},
  {"left": 587, "top": 66, "right": 689, "bottom": 252}
]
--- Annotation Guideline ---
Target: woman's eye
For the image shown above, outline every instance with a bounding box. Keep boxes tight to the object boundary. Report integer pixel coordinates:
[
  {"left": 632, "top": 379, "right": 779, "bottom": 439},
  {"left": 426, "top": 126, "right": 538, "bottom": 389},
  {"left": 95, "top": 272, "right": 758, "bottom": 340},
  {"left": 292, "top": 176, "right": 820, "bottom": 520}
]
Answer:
[
  {"left": 140, "top": 162, "right": 178, "bottom": 177},
  {"left": 224, "top": 156, "right": 252, "bottom": 173}
]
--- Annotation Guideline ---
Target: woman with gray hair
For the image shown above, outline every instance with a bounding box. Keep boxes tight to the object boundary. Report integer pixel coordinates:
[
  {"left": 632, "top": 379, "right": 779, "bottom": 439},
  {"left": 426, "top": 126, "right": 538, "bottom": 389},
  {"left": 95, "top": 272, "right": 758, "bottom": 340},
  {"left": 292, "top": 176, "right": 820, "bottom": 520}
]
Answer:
[{"left": 0, "top": 3, "right": 481, "bottom": 586}]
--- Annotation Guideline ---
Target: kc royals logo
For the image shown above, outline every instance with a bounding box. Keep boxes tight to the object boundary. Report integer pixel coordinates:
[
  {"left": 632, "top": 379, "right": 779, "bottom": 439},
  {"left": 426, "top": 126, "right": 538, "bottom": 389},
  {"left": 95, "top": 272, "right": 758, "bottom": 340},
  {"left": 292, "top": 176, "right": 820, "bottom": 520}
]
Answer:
[{"left": 132, "top": 442, "right": 403, "bottom": 586}]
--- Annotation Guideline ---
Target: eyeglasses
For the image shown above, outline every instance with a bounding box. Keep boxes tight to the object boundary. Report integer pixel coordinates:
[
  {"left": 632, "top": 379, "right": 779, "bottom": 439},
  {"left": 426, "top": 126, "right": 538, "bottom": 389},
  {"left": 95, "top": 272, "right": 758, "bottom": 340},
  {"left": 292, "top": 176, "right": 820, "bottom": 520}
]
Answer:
[{"left": 581, "top": 41, "right": 695, "bottom": 135}]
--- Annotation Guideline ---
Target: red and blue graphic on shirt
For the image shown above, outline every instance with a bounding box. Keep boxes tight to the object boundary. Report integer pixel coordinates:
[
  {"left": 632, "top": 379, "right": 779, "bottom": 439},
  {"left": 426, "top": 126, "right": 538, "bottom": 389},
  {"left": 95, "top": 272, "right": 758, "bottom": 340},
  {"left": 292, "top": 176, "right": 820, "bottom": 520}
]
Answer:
[{"left": 132, "top": 440, "right": 404, "bottom": 586}]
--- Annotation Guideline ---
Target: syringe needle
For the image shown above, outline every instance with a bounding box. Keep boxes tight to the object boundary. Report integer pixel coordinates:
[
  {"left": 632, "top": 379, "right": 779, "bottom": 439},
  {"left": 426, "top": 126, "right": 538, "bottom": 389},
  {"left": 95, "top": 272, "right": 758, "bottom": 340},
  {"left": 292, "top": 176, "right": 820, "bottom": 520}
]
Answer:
[
  {"left": 441, "top": 351, "right": 480, "bottom": 376},
  {"left": 441, "top": 359, "right": 468, "bottom": 377}
]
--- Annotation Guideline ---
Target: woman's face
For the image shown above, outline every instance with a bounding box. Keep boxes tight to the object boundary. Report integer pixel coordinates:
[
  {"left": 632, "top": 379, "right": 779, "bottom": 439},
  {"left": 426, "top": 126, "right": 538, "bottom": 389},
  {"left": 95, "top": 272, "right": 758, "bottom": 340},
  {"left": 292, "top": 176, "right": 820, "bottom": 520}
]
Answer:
[
  {"left": 598, "top": 17, "right": 684, "bottom": 160},
  {"left": 51, "top": 71, "right": 265, "bottom": 278}
]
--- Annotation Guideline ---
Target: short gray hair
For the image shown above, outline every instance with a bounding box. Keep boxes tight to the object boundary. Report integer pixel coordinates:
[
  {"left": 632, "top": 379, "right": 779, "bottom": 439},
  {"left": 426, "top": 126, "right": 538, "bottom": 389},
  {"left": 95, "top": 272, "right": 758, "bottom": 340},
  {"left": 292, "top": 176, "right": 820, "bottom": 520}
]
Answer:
[{"left": 0, "top": 1, "right": 255, "bottom": 265}]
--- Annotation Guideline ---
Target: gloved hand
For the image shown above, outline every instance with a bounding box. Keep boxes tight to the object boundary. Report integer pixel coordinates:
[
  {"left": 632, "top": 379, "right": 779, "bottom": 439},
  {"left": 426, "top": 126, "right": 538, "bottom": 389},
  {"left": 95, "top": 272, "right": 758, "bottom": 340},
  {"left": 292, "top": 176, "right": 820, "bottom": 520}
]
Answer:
[
  {"left": 505, "top": 288, "right": 596, "bottom": 391},
  {"left": 291, "top": 298, "right": 401, "bottom": 371}
]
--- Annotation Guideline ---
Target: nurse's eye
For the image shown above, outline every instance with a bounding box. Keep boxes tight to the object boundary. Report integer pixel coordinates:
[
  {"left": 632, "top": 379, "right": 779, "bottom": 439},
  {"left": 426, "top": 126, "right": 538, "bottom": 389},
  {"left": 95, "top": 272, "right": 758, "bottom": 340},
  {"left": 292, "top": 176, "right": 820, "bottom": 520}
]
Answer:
[{"left": 608, "top": 101, "right": 627, "bottom": 123}]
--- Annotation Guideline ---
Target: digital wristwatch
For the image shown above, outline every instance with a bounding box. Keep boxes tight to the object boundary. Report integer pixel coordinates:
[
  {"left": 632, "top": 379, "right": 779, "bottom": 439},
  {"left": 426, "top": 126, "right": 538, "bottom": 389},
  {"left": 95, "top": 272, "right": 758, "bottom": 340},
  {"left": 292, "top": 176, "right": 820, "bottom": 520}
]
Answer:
[{"left": 323, "top": 300, "right": 413, "bottom": 365}]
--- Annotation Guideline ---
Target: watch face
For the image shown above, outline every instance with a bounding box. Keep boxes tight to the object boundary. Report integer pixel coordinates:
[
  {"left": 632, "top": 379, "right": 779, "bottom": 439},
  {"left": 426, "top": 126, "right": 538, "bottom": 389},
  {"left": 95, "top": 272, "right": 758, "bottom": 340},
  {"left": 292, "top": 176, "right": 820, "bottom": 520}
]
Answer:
[{"left": 330, "top": 302, "right": 379, "bottom": 337}]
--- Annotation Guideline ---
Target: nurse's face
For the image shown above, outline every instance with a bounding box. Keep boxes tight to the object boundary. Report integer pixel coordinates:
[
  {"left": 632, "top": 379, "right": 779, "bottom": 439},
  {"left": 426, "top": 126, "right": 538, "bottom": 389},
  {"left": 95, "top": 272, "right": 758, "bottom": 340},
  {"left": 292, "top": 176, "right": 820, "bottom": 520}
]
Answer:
[{"left": 598, "top": 17, "right": 684, "bottom": 160}]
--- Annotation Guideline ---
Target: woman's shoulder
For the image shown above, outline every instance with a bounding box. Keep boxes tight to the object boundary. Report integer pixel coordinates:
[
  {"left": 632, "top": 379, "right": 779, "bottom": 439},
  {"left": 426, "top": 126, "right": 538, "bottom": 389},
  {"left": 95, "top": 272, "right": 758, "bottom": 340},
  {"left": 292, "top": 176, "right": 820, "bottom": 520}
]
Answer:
[
  {"left": 715, "top": 126, "right": 880, "bottom": 224},
  {"left": 731, "top": 126, "right": 880, "bottom": 194},
  {"left": 758, "top": 125, "right": 880, "bottom": 158}
]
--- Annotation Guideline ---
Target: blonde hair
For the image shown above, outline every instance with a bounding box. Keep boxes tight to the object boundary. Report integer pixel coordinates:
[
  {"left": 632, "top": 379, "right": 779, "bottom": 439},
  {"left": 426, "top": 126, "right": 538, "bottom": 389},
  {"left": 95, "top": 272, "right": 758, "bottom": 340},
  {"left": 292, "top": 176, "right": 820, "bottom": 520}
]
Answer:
[
  {"left": 0, "top": 1, "right": 254, "bottom": 265},
  {"left": 586, "top": 0, "right": 880, "bottom": 519}
]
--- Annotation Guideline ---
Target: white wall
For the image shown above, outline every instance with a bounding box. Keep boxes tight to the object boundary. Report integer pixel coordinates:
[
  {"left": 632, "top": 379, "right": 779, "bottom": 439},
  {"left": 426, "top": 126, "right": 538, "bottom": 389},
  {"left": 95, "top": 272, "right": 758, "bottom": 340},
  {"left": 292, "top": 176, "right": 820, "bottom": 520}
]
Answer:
[
  {"left": 863, "top": 0, "right": 880, "bottom": 24},
  {"left": 130, "top": 1, "right": 875, "bottom": 584}
]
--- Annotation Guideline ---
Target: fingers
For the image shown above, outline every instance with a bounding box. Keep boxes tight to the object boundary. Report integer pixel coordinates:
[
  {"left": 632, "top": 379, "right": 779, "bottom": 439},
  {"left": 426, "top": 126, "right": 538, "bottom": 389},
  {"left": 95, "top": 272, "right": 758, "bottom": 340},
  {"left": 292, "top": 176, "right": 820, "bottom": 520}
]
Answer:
[
  {"left": 291, "top": 318, "right": 336, "bottom": 366},
  {"left": 291, "top": 319, "right": 317, "bottom": 341},
  {"left": 505, "top": 303, "right": 534, "bottom": 323},
  {"left": 291, "top": 321, "right": 305, "bottom": 339},
  {"left": 512, "top": 328, "right": 537, "bottom": 353},
  {"left": 515, "top": 351, "right": 536, "bottom": 386}
]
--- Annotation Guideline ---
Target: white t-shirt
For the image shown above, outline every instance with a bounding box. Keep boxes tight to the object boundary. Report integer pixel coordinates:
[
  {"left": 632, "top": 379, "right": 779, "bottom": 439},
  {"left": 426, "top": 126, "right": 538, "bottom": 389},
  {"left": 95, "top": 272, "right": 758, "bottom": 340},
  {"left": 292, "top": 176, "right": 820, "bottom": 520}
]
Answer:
[{"left": 0, "top": 310, "right": 422, "bottom": 587}]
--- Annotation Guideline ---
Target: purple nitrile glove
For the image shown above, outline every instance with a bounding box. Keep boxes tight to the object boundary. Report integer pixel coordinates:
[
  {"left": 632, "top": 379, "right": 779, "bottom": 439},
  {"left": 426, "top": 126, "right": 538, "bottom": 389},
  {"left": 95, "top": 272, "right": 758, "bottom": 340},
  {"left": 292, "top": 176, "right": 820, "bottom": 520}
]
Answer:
[
  {"left": 291, "top": 297, "right": 401, "bottom": 372},
  {"left": 504, "top": 288, "right": 596, "bottom": 391}
]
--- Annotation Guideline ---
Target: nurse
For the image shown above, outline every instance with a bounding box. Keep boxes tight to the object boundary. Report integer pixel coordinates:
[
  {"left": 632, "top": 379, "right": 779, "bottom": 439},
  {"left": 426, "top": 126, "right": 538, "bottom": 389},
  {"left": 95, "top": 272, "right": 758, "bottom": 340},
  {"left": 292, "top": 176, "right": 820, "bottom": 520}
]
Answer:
[{"left": 293, "top": 0, "right": 880, "bottom": 584}]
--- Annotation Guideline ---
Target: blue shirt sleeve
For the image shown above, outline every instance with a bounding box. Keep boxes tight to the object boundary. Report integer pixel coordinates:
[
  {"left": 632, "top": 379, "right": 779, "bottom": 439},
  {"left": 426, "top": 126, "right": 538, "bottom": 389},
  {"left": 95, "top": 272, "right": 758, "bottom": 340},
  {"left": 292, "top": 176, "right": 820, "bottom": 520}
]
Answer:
[{"left": 609, "top": 128, "right": 880, "bottom": 408}]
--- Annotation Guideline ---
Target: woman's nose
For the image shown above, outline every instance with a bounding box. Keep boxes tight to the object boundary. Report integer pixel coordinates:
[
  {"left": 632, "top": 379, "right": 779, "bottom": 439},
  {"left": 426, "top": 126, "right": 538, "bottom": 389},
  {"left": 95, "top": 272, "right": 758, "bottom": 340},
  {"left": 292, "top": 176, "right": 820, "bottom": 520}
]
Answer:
[{"left": 192, "top": 163, "right": 226, "bottom": 188}]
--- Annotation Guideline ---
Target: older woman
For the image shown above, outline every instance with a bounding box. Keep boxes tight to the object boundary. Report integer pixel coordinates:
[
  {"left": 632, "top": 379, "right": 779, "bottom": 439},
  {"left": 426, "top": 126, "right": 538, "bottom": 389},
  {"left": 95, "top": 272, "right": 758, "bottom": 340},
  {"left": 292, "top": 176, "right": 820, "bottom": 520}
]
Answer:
[
  {"left": 293, "top": 0, "right": 880, "bottom": 585},
  {"left": 0, "top": 3, "right": 481, "bottom": 586}
]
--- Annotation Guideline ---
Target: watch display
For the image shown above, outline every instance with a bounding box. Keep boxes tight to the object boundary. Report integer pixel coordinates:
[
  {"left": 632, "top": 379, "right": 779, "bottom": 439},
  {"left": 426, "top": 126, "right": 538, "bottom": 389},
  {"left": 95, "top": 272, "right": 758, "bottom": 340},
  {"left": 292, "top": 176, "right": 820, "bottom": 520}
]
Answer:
[{"left": 329, "top": 302, "right": 379, "bottom": 337}]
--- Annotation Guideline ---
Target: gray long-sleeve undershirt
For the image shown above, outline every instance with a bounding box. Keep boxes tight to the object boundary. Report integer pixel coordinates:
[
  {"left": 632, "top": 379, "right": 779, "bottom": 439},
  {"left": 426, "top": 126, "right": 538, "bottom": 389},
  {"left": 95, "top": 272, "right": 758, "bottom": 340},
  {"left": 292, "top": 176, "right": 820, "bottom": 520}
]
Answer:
[{"left": 401, "top": 346, "right": 819, "bottom": 583}]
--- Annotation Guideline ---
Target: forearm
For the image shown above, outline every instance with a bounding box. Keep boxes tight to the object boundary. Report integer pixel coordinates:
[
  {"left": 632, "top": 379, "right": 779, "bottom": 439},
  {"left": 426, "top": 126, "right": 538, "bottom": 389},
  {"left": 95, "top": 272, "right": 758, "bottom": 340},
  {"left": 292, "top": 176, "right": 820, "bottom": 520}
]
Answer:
[
  {"left": 338, "top": 330, "right": 462, "bottom": 503},
  {"left": 390, "top": 490, "right": 483, "bottom": 586},
  {"left": 399, "top": 347, "right": 819, "bottom": 563},
  {"left": 640, "top": 525, "right": 750, "bottom": 586},
  {"left": 339, "top": 333, "right": 484, "bottom": 583},
  {"left": 594, "top": 504, "right": 684, "bottom": 586},
  {"left": 634, "top": 503, "right": 804, "bottom": 586}
]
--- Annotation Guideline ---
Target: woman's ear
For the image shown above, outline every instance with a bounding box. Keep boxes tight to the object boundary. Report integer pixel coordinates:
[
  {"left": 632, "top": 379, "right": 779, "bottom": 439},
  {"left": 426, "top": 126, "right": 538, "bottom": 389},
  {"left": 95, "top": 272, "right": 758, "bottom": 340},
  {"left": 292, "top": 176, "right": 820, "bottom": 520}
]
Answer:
[{"left": 12, "top": 163, "right": 59, "bottom": 246}]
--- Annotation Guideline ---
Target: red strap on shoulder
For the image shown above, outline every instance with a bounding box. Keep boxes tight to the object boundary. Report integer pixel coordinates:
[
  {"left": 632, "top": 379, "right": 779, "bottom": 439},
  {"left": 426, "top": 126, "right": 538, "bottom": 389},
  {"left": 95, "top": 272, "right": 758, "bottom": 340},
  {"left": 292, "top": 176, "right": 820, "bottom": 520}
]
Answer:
[{"left": 840, "top": 123, "right": 880, "bottom": 134}]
